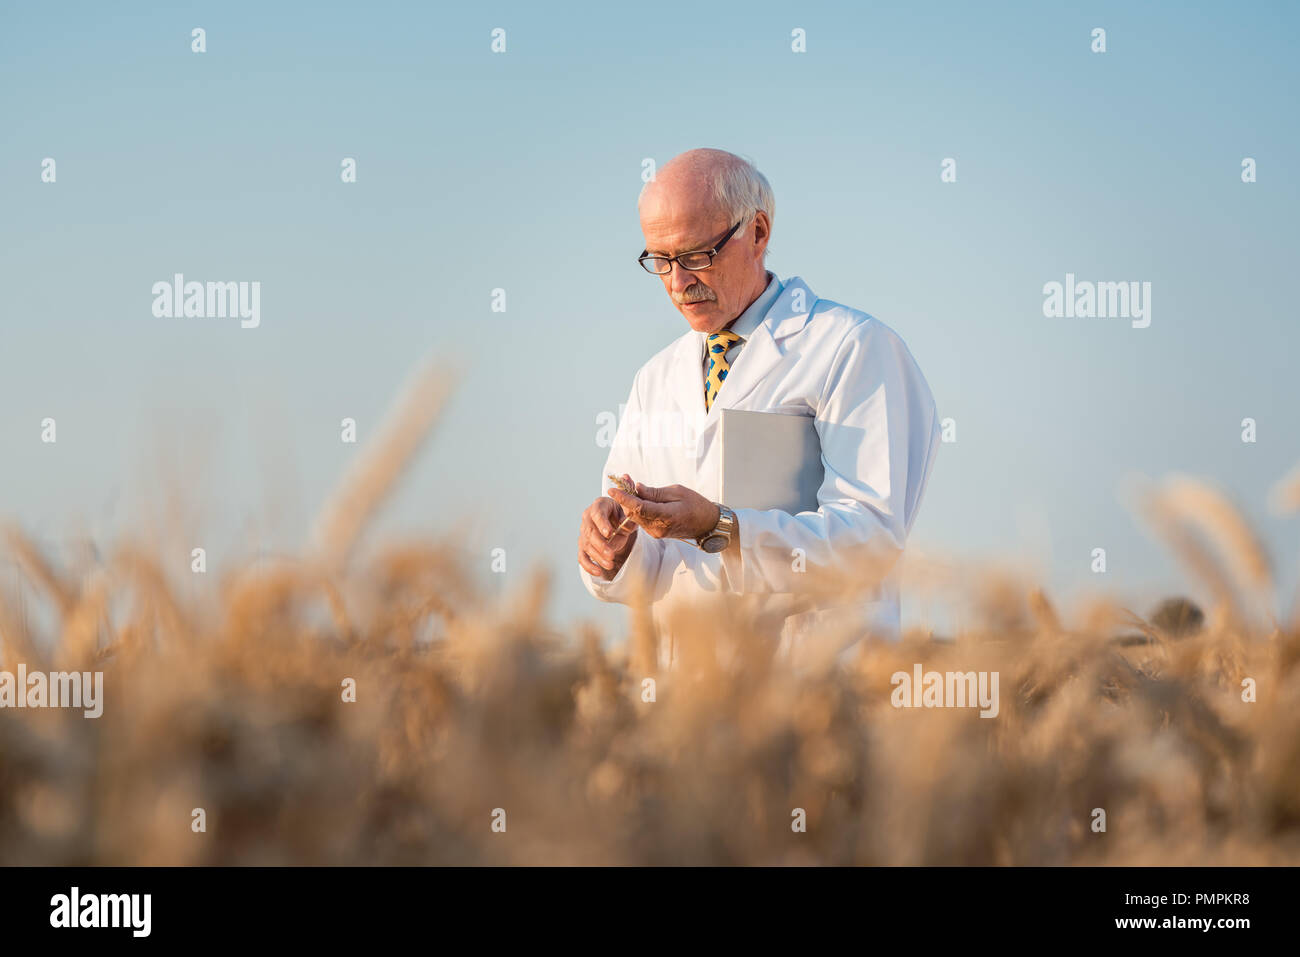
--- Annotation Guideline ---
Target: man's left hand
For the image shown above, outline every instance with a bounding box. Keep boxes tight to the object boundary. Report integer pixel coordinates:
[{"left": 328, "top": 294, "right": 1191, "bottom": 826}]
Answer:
[{"left": 606, "top": 480, "right": 720, "bottom": 542}]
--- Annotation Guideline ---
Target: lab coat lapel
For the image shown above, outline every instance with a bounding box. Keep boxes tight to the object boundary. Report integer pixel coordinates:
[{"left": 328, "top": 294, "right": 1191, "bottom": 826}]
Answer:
[
  {"left": 704, "top": 276, "right": 818, "bottom": 418},
  {"left": 670, "top": 333, "right": 707, "bottom": 422}
]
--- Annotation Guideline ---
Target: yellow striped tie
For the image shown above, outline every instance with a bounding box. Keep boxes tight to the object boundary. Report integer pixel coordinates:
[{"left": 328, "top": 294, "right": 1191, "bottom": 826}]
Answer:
[{"left": 704, "top": 330, "right": 741, "bottom": 412}]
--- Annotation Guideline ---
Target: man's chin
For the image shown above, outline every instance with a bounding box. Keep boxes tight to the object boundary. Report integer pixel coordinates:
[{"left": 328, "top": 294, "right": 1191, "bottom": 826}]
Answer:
[{"left": 680, "top": 300, "right": 716, "bottom": 327}]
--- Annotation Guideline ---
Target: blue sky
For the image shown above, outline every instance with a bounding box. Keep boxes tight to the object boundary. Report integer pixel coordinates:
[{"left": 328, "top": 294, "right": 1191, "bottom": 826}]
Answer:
[{"left": 2, "top": 1, "right": 1298, "bottom": 636}]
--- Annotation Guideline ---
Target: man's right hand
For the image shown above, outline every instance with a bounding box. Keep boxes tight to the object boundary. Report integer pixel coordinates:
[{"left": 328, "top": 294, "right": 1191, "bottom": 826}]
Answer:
[{"left": 578, "top": 494, "right": 638, "bottom": 582}]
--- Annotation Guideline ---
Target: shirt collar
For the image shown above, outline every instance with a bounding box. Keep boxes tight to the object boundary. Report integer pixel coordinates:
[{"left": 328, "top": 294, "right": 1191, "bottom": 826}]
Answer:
[{"left": 701, "top": 270, "right": 782, "bottom": 351}]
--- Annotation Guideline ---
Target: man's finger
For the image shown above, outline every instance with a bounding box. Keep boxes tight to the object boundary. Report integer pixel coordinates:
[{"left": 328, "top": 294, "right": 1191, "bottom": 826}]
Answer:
[
  {"left": 635, "top": 482, "right": 686, "bottom": 503},
  {"left": 591, "top": 499, "right": 626, "bottom": 538},
  {"left": 584, "top": 522, "right": 613, "bottom": 554},
  {"left": 582, "top": 539, "right": 614, "bottom": 570},
  {"left": 578, "top": 548, "right": 607, "bottom": 577},
  {"left": 634, "top": 482, "right": 667, "bottom": 502},
  {"left": 611, "top": 489, "right": 664, "bottom": 528},
  {"left": 620, "top": 496, "right": 669, "bottom": 529},
  {"left": 607, "top": 487, "right": 639, "bottom": 515}
]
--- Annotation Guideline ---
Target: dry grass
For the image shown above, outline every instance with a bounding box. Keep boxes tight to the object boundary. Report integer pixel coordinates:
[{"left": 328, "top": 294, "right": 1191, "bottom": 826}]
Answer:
[{"left": 2, "top": 364, "right": 1299, "bottom": 865}]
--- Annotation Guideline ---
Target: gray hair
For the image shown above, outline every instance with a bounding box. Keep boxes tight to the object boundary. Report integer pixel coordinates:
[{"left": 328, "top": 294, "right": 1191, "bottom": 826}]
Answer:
[
  {"left": 639, "top": 149, "right": 775, "bottom": 257},
  {"left": 712, "top": 152, "right": 774, "bottom": 230}
]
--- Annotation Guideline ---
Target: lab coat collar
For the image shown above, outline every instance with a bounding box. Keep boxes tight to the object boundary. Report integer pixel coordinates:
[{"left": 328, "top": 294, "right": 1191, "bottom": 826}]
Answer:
[
  {"left": 721, "top": 270, "right": 783, "bottom": 343},
  {"left": 675, "top": 275, "right": 819, "bottom": 424},
  {"left": 762, "top": 274, "right": 818, "bottom": 340}
]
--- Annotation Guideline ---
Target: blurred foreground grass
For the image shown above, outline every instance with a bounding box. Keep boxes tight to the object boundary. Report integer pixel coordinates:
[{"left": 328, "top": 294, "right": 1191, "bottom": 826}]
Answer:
[{"left": 2, "top": 362, "right": 1298, "bottom": 865}]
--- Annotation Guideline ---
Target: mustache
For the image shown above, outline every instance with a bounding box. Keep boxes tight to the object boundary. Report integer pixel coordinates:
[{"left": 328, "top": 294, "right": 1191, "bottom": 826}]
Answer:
[{"left": 675, "top": 285, "right": 716, "bottom": 305}]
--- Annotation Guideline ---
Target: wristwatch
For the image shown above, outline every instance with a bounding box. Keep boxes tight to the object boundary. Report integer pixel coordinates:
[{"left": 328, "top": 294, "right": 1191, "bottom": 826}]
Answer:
[{"left": 696, "top": 503, "right": 737, "bottom": 553}]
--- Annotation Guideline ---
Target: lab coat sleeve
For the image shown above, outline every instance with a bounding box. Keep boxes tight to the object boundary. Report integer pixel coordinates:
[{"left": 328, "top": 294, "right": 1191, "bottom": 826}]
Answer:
[
  {"left": 719, "top": 317, "right": 940, "bottom": 599},
  {"left": 578, "top": 368, "right": 668, "bottom": 605}
]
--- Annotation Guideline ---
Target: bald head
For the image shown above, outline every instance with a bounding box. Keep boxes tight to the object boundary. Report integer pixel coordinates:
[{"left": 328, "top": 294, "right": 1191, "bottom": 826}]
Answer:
[
  {"left": 639, "top": 149, "right": 774, "bottom": 234},
  {"left": 638, "top": 149, "right": 774, "bottom": 334}
]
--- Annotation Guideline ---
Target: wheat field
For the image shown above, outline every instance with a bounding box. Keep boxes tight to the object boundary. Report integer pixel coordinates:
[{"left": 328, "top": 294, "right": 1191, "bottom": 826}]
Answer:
[{"left": 2, "top": 362, "right": 1298, "bottom": 866}]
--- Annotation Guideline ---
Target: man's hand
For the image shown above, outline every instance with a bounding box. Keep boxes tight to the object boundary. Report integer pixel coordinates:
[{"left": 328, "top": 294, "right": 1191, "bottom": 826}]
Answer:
[
  {"left": 578, "top": 486, "right": 639, "bottom": 581},
  {"left": 607, "top": 481, "right": 720, "bottom": 542}
]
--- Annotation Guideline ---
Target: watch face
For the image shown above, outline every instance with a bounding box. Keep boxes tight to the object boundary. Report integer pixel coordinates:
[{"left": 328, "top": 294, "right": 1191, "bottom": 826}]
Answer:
[{"left": 702, "top": 535, "right": 728, "bottom": 553}]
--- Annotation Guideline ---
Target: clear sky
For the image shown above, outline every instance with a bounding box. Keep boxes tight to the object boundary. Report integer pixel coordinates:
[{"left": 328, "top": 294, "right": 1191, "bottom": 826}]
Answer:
[{"left": 3, "top": 1, "right": 1298, "bottom": 638}]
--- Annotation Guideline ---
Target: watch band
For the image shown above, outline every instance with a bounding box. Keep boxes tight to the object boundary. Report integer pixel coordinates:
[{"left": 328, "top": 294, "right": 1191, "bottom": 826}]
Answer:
[{"left": 696, "top": 504, "right": 737, "bottom": 552}]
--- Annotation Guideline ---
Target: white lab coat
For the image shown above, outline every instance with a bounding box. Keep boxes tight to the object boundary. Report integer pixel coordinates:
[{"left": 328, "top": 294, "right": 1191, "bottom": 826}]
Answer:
[{"left": 579, "top": 275, "right": 940, "bottom": 668}]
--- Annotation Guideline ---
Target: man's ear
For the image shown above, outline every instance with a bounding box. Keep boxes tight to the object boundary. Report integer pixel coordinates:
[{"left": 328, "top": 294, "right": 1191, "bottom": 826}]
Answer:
[{"left": 751, "top": 210, "right": 771, "bottom": 256}]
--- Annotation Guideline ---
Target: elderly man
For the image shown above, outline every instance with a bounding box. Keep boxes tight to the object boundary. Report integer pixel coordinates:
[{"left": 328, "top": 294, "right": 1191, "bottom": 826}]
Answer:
[{"left": 577, "top": 148, "right": 940, "bottom": 667}]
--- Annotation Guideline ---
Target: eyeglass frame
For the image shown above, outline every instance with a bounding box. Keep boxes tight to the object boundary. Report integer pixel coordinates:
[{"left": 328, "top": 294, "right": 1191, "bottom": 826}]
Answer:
[{"left": 637, "top": 216, "right": 748, "bottom": 275}]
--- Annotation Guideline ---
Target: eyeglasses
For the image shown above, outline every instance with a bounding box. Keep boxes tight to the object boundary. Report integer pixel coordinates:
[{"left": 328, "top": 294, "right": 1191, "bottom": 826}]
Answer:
[{"left": 638, "top": 218, "right": 745, "bottom": 275}]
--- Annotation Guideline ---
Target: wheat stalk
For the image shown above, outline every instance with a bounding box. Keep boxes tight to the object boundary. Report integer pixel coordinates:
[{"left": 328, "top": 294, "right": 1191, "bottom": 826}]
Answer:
[
  {"left": 310, "top": 355, "right": 457, "bottom": 571},
  {"left": 1139, "top": 475, "right": 1275, "bottom": 630}
]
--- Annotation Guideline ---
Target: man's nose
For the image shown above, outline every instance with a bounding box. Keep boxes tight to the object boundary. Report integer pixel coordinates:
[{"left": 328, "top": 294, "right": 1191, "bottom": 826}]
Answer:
[{"left": 668, "top": 262, "right": 701, "bottom": 296}]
